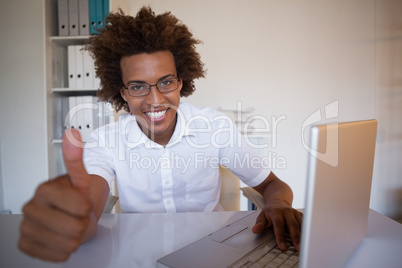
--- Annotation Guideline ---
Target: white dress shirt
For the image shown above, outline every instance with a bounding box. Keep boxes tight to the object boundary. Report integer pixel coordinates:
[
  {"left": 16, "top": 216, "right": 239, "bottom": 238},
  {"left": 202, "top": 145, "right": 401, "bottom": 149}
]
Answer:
[{"left": 83, "top": 102, "right": 270, "bottom": 213}]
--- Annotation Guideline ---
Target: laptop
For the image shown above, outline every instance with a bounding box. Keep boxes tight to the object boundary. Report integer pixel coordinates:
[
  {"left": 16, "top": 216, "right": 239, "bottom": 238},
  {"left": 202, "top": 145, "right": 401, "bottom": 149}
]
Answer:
[{"left": 157, "top": 119, "right": 378, "bottom": 268}]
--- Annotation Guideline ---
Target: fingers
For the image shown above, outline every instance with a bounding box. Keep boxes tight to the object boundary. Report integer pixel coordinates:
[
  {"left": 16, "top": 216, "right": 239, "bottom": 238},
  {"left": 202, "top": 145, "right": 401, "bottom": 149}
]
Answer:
[
  {"left": 18, "top": 176, "right": 92, "bottom": 262},
  {"left": 254, "top": 207, "right": 302, "bottom": 252},
  {"left": 288, "top": 211, "right": 302, "bottom": 251},
  {"left": 19, "top": 214, "right": 85, "bottom": 262},
  {"left": 252, "top": 211, "right": 271, "bottom": 234},
  {"left": 19, "top": 129, "right": 93, "bottom": 262},
  {"left": 18, "top": 237, "right": 73, "bottom": 262},
  {"left": 62, "top": 129, "right": 90, "bottom": 195},
  {"left": 23, "top": 201, "right": 89, "bottom": 239},
  {"left": 271, "top": 215, "right": 288, "bottom": 251},
  {"left": 281, "top": 210, "right": 302, "bottom": 251},
  {"left": 32, "top": 176, "right": 91, "bottom": 217}
]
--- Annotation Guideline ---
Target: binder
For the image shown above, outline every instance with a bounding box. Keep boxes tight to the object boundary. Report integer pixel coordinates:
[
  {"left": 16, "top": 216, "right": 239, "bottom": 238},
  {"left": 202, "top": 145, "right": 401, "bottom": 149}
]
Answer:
[
  {"left": 67, "top": 45, "right": 76, "bottom": 88},
  {"left": 52, "top": 45, "right": 68, "bottom": 87},
  {"left": 68, "top": 0, "right": 80, "bottom": 36},
  {"left": 83, "top": 49, "right": 94, "bottom": 88},
  {"left": 54, "top": 97, "right": 66, "bottom": 138},
  {"left": 78, "top": 0, "right": 90, "bottom": 35},
  {"left": 58, "top": 0, "right": 69, "bottom": 36},
  {"left": 89, "top": 0, "right": 97, "bottom": 34},
  {"left": 102, "top": 0, "right": 109, "bottom": 26},
  {"left": 93, "top": 71, "right": 101, "bottom": 89},
  {"left": 75, "top": 96, "right": 84, "bottom": 133},
  {"left": 82, "top": 96, "right": 95, "bottom": 141},
  {"left": 62, "top": 97, "right": 70, "bottom": 131},
  {"left": 68, "top": 96, "right": 77, "bottom": 129},
  {"left": 93, "top": 97, "right": 101, "bottom": 130},
  {"left": 74, "top": 45, "right": 84, "bottom": 89},
  {"left": 95, "top": 0, "right": 104, "bottom": 31}
]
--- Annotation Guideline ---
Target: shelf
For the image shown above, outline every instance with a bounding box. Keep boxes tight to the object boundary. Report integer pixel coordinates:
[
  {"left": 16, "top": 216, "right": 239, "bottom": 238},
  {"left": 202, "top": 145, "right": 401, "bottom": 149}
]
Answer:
[
  {"left": 51, "top": 139, "right": 93, "bottom": 145},
  {"left": 50, "top": 35, "right": 92, "bottom": 46},
  {"left": 218, "top": 107, "right": 254, "bottom": 114},
  {"left": 51, "top": 88, "right": 99, "bottom": 95},
  {"left": 51, "top": 139, "right": 63, "bottom": 144},
  {"left": 240, "top": 131, "right": 271, "bottom": 137}
]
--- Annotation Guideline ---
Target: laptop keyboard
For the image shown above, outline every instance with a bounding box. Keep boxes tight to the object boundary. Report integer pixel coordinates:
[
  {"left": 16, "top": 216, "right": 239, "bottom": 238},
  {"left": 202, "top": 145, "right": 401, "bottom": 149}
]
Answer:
[{"left": 230, "top": 236, "right": 299, "bottom": 268}]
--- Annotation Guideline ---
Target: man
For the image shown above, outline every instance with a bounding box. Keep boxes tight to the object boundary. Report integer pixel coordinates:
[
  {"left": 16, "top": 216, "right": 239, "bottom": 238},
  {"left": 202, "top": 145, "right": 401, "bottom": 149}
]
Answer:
[{"left": 19, "top": 7, "right": 302, "bottom": 262}]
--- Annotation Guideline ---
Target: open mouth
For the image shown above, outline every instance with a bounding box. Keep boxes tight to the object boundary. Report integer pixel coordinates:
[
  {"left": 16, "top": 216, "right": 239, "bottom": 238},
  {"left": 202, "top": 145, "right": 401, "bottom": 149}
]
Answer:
[{"left": 145, "top": 108, "right": 169, "bottom": 120}]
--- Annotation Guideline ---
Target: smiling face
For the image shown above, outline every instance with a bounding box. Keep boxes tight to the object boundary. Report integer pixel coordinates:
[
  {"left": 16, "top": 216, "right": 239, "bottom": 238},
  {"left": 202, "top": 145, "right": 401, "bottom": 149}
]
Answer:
[{"left": 120, "top": 51, "right": 182, "bottom": 146}]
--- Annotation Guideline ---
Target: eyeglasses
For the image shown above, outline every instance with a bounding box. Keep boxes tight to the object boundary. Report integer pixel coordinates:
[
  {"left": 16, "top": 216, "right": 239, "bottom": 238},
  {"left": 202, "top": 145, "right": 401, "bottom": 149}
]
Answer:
[{"left": 123, "top": 76, "right": 180, "bottom": 97}]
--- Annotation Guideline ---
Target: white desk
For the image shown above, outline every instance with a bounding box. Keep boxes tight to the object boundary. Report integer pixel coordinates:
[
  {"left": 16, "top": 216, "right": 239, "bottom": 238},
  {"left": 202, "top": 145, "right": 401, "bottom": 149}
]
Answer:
[{"left": 1, "top": 209, "right": 401, "bottom": 268}]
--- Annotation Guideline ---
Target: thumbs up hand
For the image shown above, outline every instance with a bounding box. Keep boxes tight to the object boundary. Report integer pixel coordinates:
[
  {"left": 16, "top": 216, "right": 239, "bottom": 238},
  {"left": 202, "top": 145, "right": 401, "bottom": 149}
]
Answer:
[
  {"left": 62, "top": 129, "right": 91, "bottom": 195},
  {"left": 18, "top": 129, "right": 93, "bottom": 262}
]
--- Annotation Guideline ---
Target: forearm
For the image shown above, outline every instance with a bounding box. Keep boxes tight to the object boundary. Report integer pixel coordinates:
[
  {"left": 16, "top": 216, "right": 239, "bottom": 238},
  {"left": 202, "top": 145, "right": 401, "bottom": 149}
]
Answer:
[
  {"left": 252, "top": 172, "right": 301, "bottom": 251},
  {"left": 253, "top": 171, "right": 293, "bottom": 207}
]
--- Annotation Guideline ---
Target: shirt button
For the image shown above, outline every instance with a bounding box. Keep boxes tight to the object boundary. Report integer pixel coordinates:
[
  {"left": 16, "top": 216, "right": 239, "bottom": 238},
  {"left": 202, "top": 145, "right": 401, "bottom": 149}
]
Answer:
[
  {"left": 165, "top": 181, "right": 170, "bottom": 185},
  {"left": 166, "top": 200, "right": 171, "bottom": 204}
]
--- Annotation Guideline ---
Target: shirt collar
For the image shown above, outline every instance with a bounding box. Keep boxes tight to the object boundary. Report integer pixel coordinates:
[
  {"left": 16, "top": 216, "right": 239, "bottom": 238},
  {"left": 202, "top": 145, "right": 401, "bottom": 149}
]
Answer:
[{"left": 124, "top": 103, "right": 195, "bottom": 149}]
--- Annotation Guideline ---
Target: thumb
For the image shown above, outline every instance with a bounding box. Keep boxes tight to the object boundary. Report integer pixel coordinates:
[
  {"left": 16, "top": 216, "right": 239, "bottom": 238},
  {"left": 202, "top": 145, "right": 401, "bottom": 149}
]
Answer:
[
  {"left": 252, "top": 211, "right": 271, "bottom": 234},
  {"left": 62, "top": 128, "right": 90, "bottom": 195}
]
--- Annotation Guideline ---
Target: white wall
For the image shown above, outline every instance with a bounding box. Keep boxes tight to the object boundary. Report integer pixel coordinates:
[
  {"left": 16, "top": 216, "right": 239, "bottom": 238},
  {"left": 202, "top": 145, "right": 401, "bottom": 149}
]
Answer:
[
  {"left": 123, "top": 0, "right": 401, "bottom": 219},
  {"left": 124, "top": 0, "right": 375, "bottom": 207},
  {"left": 372, "top": 0, "right": 402, "bottom": 221},
  {"left": 0, "top": 0, "right": 48, "bottom": 213}
]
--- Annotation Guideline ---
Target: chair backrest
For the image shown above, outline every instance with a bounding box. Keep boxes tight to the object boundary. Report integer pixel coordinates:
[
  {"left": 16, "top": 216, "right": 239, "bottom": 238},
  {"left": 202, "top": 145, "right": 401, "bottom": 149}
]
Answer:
[
  {"left": 219, "top": 166, "right": 241, "bottom": 211},
  {"left": 103, "top": 195, "right": 119, "bottom": 214}
]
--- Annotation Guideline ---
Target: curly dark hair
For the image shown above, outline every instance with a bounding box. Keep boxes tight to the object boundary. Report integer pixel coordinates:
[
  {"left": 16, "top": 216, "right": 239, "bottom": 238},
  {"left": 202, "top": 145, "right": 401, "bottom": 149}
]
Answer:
[{"left": 84, "top": 6, "right": 205, "bottom": 112}]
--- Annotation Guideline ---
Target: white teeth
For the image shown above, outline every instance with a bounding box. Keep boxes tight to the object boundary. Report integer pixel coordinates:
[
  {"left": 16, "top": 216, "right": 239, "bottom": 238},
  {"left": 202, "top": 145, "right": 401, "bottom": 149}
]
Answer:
[{"left": 147, "top": 109, "right": 167, "bottom": 119}]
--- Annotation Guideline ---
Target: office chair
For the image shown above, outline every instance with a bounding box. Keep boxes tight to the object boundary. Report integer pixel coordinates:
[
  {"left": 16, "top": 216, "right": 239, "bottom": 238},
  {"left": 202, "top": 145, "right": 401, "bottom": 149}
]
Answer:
[
  {"left": 219, "top": 165, "right": 241, "bottom": 211},
  {"left": 219, "top": 165, "right": 265, "bottom": 211},
  {"left": 103, "top": 195, "right": 119, "bottom": 214}
]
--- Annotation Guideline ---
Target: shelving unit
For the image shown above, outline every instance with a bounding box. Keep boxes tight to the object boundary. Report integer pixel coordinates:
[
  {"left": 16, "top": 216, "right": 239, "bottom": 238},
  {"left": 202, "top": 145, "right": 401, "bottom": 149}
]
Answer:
[
  {"left": 47, "top": 34, "right": 98, "bottom": 175},
  {"left": 42, "top": 0, "right": 127, "bottom": 214},
  {"left": 44, "top": 0, "right": 112, "bottom": 178}
]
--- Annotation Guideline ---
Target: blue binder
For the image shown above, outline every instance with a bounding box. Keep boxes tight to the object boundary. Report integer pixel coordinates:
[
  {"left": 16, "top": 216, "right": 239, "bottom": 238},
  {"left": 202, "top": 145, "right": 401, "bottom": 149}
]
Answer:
[
  {"left": 103, "top": 0, "right": 109, "bottom": 26},
  {"left": 89, "top": 0, "right": 109, "bottom": 35},
  {"left": 89, "top": 0, "right": 97, "bottom": 34},
  {"left": 95, "top": 0, "right": 103, "bottom": 31}
]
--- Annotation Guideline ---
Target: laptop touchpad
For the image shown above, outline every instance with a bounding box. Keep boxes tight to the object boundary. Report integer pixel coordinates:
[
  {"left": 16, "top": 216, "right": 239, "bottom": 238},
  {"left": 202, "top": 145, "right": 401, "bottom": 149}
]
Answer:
[
  {"left": 222, "top": 227, "right": 263, "bottom": 249},
  {"left": 211, "top": 224, "right": 263, "bottom": 249}
]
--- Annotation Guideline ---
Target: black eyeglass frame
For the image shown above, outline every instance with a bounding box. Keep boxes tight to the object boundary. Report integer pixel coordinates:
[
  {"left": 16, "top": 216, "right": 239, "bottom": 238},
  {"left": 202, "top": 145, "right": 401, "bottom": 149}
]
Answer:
[{"left": 122, "top": 77, "right": 181, "bottom": 97}]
